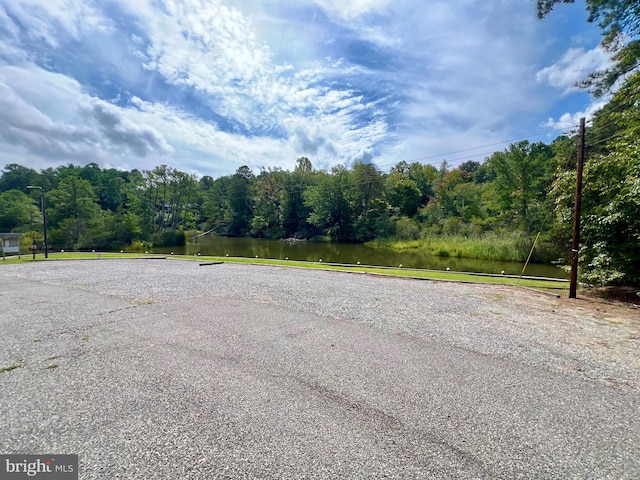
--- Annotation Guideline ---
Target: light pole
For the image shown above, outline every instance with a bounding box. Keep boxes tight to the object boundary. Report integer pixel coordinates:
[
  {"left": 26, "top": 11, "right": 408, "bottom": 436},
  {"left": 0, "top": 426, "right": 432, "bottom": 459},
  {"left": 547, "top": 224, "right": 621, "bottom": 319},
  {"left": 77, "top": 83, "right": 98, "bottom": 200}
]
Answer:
[{"left": 27, "top": 186, "right": 48, "bottom": 258}]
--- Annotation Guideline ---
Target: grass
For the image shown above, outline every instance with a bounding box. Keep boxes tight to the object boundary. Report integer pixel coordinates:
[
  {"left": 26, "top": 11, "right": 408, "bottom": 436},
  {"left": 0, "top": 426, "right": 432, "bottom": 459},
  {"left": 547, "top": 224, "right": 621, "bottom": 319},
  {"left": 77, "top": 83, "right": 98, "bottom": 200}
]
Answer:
[
  {"left": 135, "top": 297, "right": 154, "bottom": 305},
  {"left": 0, "top": 251, "right": 569, "bottom": 291},
  {"left": 0, "top": 364, "right": 21, "bottom": 373},
  {"left": 1, "top": 252, "right": 157, "bottom": 263},
  {"left": 181, "top": 255, "right": 567, "bottom": 290},
  {"left": 368, "top": 234, "right": 545, "bottom": 263}
]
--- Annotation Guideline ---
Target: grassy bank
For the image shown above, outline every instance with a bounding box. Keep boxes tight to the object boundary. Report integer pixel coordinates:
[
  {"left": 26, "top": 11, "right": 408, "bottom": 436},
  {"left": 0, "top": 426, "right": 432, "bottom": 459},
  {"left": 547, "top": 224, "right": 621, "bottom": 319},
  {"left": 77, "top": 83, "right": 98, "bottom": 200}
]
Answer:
[
  {"left": 368, "top": 234, "right": 557, "bottom": 263},
  {"left": 1, "top": 251, "right": 568, "bottom": 291}
]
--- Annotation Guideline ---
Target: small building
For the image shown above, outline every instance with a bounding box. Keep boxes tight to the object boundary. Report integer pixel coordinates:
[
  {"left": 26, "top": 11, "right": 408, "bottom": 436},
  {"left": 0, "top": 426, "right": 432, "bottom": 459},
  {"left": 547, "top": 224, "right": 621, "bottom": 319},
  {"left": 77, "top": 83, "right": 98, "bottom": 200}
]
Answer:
[{"left": 1, "top": 233, "right": 21, "bottom": 259}]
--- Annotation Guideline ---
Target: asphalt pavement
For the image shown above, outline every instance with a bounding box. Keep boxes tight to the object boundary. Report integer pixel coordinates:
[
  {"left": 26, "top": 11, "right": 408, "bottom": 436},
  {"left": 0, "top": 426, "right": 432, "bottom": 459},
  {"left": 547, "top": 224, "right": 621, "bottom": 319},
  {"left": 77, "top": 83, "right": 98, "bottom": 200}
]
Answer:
[{"left": 1, "top": 259, "right": 638, "bottom": 479}]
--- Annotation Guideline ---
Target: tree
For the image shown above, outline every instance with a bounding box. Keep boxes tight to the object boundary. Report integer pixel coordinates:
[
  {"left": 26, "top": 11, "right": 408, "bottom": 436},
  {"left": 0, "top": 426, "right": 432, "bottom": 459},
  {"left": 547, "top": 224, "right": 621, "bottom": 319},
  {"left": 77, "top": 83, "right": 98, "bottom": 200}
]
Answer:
[
  {"left": 126, "top": 169, "right": 156, "bottom": 238},
  {"left": 0, "top": 190, "right": 36, "bottom": 231},
  {"left": 252, "top": 167, "right": 287, "bottom": 238},
  {"left": 483, "top": 141, "right": 554, "bottom": 235},
  {"left": 304, "top": 167, "right": 354, "bottom": 241},
  {"left": 200, "top": 175, "right": 234, "bottom": 235},
  {"left": 459, "top": 161, "right": 481, "bottom": 182},
  {"left": 386, "top": 172, "right": 422, "bottom": 217},
  {"left": 551, "top": 72, "right": 640, "bottom": 285},
  {"left": 539, "top": 1, "right": 640, "bottom": 285},
  {"left": 97, "top": 168, "right": 126, "bottom": 212},
  {"left": 537, "top": 0, "right": 640, "bottom": 96},
  {"left": 283, "top": 159, "right": 316, "bottom": 238},
  {"left": 434, "top": 169, "right": 466, "bottom": 219},
  {"left": 150, "top": 165, "right": 170, "bottom": 232},
  {"left": 349, "top": 162, "right": 386, "bottom": 241},
  {"left": 408, "top": 162, "right": 438, "bottom": 204},
  {"left": 47, "top": 176, "right": 100, "bottom": 248},
  {"left": 0, "top": 164, "right": 41, "bottom": 192},
  {"left": 295, "top": 156, "right": 313, "bottom": 173},
  {"left": 228, "top": 166, "right": 254, "bottom": 236}
]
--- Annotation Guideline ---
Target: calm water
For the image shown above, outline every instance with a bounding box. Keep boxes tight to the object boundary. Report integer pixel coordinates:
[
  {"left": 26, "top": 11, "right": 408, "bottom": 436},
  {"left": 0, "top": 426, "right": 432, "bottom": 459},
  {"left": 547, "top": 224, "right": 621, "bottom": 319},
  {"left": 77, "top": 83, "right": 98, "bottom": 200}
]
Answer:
[{"left": 152, "top": 236, "right": 568, "bottom": 279}]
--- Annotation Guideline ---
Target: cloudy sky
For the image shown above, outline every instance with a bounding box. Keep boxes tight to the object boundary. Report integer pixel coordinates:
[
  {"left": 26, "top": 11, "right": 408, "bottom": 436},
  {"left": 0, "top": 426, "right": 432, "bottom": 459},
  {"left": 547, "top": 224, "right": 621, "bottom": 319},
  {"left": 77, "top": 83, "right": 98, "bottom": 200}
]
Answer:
[{"left": 0, "top": 0, "right": 610, "bottom": 178}]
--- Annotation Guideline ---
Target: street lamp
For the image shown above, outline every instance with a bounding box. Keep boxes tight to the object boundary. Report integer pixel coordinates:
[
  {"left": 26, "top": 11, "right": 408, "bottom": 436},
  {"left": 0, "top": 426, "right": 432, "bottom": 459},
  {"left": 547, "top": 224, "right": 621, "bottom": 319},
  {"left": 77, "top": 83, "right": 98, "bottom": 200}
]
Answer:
[{"left": 27, "top": 186, "right": 48, "bottom": 259}]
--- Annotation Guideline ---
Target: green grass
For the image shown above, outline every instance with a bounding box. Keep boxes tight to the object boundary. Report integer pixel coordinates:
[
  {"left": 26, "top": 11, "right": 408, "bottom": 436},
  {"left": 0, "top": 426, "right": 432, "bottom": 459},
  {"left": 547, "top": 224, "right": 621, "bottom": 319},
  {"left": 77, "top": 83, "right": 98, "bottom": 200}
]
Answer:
[
  {"left": 1, "top": 251, "right": 569, "bottom": 291},
  {"left": 369, "top": 234, "right": 540, "bottom": 262},
  {"left": 0, "top": 364, "right": 21, "bottom": 373},
  {"left": 173, "top": 255, "right": 567, "bottom": 290},
  {"left": 1, "top": 251, "right": 157, "bottom": 262}
]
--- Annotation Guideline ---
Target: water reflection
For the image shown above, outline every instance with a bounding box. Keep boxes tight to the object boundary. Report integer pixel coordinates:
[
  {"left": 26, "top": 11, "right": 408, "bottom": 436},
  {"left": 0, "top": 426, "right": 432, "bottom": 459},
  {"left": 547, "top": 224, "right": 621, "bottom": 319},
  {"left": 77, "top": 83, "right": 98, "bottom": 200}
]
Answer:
[{"left": 152, "top": 236, "right": 568, "bottom": 279}]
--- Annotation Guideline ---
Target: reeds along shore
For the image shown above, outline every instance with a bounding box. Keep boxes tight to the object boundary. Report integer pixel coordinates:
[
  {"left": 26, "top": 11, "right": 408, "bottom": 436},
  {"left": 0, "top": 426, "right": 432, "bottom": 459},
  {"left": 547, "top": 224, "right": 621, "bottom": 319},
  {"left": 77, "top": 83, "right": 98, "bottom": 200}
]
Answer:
[{"left": 368, "top": 234, "right": 557, "bottom": 264}]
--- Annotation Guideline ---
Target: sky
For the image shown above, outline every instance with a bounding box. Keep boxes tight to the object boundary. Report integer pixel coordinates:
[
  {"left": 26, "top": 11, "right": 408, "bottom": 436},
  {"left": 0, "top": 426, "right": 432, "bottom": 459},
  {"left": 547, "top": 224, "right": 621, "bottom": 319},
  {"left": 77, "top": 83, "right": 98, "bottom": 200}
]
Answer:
[{"left": 0, "top": 0, "right": 612, "bottom": 178}]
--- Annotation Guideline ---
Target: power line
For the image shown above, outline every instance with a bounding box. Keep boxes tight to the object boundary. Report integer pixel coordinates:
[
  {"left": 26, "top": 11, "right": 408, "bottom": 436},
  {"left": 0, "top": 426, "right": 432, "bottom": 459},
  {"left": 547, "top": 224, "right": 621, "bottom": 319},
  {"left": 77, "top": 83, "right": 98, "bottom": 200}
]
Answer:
[
  {"left": 369, "top": 102, "right": 629, "bottom": 172},
  {"left": 196, "top": 124, "right": 587, "bottom": 200},
  {"left": 374, "top": 125, "right": 576, "bottom": 170},
  {"left": 585, "top": 131, "right": 625, "bottom": 149}
]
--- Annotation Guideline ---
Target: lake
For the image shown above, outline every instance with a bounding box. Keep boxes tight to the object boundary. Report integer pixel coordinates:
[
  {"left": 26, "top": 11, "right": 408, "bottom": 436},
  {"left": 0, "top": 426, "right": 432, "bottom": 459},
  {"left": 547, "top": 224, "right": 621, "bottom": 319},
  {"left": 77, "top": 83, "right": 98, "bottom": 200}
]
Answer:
[{"left": 151, "top": 236, "right": 568, "bottom": 279}]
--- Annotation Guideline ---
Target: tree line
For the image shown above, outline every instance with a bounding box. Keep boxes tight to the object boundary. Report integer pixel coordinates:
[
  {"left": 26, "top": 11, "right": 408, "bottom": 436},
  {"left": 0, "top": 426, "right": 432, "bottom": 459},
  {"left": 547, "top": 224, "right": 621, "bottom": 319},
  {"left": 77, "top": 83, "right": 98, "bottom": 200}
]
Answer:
[
  {"left": 1, "top": 0, "right": 639, "bottom": 286},
  {"left": 0, "top": 142, "right": 564, "bottom": 246},
  {"left": 0, "top": 81, "right": 637, "bottom": 286}
]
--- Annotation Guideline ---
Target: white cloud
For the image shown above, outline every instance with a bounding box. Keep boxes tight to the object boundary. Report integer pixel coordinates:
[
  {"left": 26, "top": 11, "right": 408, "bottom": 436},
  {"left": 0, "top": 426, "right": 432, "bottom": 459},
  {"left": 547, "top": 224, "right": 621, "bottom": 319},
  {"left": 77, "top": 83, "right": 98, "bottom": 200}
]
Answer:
[
  {"left": 116, "top": 0, "right": 388, "bottom": 150},
  {"left": 312, "top": 0, "right": 392, "bottom": 20},
  {"left": 80, "top": 97, "right": 172, "bottom": 157},
  {"left": 544, "top": 100, "right": 608, "bottom": 131},
  {"left": 536, "top": 46, "right": 612, "bottom": 93},
  {"left": 1, "top": 0, "right": 110, "bottom": 47},
  {"left": 0, "top": 5, "right": 25, "bottom": 60},
  {"left": 0, "top": 57, "right": 388, "bottom": 177},
  {"left": 0, "top": 64, "right": 171, "bottom": 166},
  {"left": 0, "top": 0, "right": 609, "bottom": 176}
]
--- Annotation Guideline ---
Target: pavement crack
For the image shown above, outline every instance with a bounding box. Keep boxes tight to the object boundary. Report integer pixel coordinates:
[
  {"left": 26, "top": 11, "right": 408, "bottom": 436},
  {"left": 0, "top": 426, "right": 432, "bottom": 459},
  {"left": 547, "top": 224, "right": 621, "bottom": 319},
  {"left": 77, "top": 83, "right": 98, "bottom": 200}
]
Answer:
[{"left": 296, "top": 378, "right": 490, "bottom": 474}]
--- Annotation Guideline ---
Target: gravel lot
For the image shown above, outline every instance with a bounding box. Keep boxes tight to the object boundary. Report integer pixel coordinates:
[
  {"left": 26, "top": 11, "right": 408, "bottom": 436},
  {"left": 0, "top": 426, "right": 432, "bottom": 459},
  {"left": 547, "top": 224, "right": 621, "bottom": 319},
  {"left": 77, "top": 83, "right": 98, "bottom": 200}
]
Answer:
[{"left": 1, "top": 259, "right": 639, "bottom": 479}]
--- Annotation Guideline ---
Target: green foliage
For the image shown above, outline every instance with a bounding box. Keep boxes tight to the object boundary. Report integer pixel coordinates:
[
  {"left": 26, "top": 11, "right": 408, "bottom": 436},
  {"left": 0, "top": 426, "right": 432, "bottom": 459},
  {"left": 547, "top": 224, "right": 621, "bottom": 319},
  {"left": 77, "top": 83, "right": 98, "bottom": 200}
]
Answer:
[
  {"left": 386, "top": 172, "right": 422, "bottom": 217},
  {"left": 0, "top": 79, "right": 637, "bottom": 288},
  {"left": 228, "top": 166, "right": 255, "bottom": 236},
  {"left": 0, "top": 154, "right": 565, "bottom": 258},
  {"left": 0, "top": 190, "right": 36, "bottom": 231},
  {"left": 252, "top": 167, "right": 287, "bottom": 238},
  {"left": 376, "top": 233, "right": 552, "bottom": 263},
  {"left": 0, "top": 164, "right": 41, "bottom": 192},
  {"left": 549, "top": 73, "right": 640, "bottom": 285},
  {"left": 282, "top": 158, "right": 316, "bottom": 238},
  {"left": 394, "top": 216, "right": 421, "bottom": 241},
  {"left": 304, "top": 167, "right": 354, "bottom": 241},
  {"left": 483, "top": 141, "right": 555, "bottom": 235},
  {"left": 349, "top": 162, "right": 386, "bottom": 241}
]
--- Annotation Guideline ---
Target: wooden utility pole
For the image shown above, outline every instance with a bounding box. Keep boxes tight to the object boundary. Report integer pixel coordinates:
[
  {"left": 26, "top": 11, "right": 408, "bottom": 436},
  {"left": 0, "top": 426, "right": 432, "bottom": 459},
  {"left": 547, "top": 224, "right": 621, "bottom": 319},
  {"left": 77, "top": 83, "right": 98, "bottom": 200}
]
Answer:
[{"left": 569, "top": 117, "right": 586, "bottom": 298}]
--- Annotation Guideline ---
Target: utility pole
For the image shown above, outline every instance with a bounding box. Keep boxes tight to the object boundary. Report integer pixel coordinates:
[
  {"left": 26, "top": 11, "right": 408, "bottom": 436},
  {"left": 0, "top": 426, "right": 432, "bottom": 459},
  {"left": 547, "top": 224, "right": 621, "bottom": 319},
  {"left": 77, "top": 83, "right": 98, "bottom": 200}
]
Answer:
[
  {"left": 27, "top": 186, "right": 48, "bottom": 259},
  {"left": 569, "top": 117, "right": 586, "bottom": 298}
]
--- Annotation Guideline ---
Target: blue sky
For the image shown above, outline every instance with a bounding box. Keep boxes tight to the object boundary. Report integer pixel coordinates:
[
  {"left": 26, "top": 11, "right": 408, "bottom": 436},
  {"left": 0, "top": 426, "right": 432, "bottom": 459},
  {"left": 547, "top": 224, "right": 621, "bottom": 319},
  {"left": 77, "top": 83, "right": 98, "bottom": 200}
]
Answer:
[{"left": 0, "top": 0, "right": 611, "bottom": 178}]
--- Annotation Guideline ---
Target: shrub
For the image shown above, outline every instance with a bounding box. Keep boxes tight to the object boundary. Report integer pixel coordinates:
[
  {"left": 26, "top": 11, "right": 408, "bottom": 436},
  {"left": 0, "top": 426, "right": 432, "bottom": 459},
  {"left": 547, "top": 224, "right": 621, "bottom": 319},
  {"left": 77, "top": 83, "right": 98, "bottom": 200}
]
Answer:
[{"left": 394, "top": 216, "right": 421, "bottom": 240}]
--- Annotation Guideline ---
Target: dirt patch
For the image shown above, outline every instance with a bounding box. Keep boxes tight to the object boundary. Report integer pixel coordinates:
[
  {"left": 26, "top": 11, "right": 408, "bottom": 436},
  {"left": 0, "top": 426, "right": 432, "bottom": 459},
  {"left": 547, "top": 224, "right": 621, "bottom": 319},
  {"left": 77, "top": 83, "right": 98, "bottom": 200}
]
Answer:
[
  {"left": 552, "top": 288, "right": 640, "bottom": 332},
  {"left": 582, "top": 287, "right": 640, "bottom": 308}
]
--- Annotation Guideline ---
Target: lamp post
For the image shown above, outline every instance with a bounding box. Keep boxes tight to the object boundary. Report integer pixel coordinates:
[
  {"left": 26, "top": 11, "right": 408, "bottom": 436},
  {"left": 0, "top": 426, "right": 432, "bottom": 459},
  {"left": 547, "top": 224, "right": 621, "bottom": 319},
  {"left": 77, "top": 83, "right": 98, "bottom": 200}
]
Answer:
[{"left": 27, "top": 186, "right": 48, "bottom": 259}]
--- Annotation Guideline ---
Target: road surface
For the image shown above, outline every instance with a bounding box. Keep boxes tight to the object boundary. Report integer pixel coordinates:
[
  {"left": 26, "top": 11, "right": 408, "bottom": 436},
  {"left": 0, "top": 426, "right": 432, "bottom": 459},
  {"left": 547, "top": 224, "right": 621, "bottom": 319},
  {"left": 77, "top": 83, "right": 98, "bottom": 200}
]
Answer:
[{"left": 1, "top": 259, "right": 638, "bottom": 478}]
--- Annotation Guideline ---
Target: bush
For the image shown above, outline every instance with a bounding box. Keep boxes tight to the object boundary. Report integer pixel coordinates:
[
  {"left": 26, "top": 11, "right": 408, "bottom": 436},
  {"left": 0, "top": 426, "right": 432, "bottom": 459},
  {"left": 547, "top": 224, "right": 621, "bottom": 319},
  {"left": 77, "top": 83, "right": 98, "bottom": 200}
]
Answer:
[
  {"left": 394, "top": 216, "right": 420, "bottom": 240},
  {"left": 129, "top": 239, "right": 151, "bottom": 252}
]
